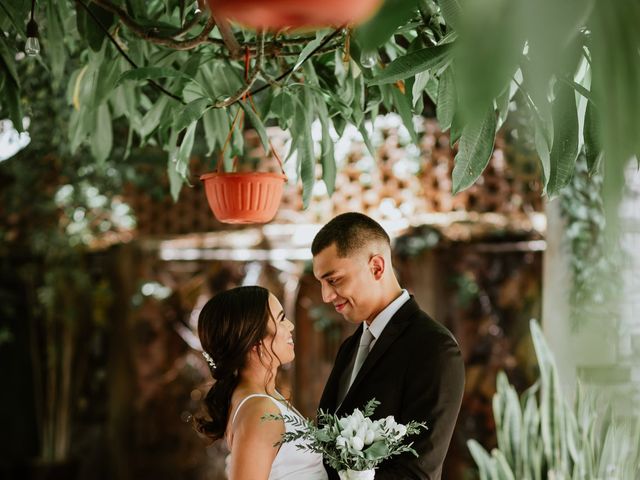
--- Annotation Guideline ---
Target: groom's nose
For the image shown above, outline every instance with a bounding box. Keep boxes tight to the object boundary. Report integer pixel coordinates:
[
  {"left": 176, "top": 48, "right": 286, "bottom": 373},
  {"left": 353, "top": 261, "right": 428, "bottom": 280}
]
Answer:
[{"left": 321, "top": 283, "right": 336, "bottom": 303}]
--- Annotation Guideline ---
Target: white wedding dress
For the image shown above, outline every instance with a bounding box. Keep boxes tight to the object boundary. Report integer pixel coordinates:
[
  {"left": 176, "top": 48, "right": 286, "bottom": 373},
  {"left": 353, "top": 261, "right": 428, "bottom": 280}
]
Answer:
[{"left": 230, "top": 393, "right": 328, "bottom": 480}]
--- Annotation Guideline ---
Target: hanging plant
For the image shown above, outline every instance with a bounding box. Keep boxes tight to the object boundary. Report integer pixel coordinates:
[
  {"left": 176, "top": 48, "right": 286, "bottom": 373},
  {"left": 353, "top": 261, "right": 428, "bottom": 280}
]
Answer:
[
  {"left": 207, "top": 0, "right": 383, "bottom": 30},
  {"left": 201, "top": 156, "right": 287, "bottom": 224}
]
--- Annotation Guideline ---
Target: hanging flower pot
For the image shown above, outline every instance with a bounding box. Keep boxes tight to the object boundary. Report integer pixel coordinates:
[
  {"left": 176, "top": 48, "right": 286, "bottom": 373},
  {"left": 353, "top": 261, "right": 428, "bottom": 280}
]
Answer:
[
  {"left": 201, "top": 168, "right": 287, "bottom": 224},
  {"left": 207, "top": 0, "right": 383, "bottom": 30}
]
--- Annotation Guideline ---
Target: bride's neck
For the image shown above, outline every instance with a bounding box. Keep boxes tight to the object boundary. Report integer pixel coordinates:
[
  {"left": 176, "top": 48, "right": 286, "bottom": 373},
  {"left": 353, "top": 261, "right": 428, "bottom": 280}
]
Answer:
[{"left": 237, "top": 365, "right": 278, "bottom": 395}]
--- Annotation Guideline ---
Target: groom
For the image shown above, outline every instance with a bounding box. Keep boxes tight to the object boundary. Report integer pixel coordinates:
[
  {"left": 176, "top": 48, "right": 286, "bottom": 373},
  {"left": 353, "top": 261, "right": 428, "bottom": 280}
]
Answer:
[{"left": 312, "top": 212, "right": 465, "bottom": 480}]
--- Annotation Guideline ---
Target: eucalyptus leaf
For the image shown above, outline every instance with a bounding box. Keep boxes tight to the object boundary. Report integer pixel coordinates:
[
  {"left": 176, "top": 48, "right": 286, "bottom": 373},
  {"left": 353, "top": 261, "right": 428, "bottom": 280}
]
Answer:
[
  {"left": 138, "top": 95, "right": 170, "bottom": 139},
  {"left": 369, "top": 43, "right": 453, "bottom": 85},
  {"left": 202, "top": 107, "right": 230, "bottom": 155},
  {"left": 91, "top": 103, "right": 113, "bottom": 163},
  {"left": 452, "top": 107, "right": 496, "bottom": 194},
  {"left": 391, "top": 85, "right": 418, "bottom": 143},
  {"left": 240, "top": 100, "right": 269, "bottom": 153},
  {"left": 173, "top": 98, "right": 211, "bottom": 134},
  {"left": 117, "top": 67, "right": 198, "bottom": 87},
  {"left": 292, "top": 30, "right": 330, "bottom": 73}
]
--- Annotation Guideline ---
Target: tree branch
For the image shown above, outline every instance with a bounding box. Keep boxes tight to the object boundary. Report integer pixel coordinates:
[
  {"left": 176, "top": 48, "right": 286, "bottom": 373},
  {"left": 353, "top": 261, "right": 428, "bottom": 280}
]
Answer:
[
  {"left": 213, "top": 32, "right": 265, "bottom": 108},
  {"left": 76, "top": 0, "right": 185, "bottom": 105},
  {"left": 209, "top": 12, "right": 241, "bottom": 59},
  {"left": 93, "top": 0, "right": 222, "bottom": 49}
]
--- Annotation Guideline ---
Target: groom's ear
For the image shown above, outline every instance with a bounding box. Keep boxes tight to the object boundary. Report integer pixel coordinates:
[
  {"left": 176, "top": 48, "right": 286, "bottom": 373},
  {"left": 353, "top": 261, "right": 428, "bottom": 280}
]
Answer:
[{"left": 369, "top": 254, "right": 385, "bottom": 280}]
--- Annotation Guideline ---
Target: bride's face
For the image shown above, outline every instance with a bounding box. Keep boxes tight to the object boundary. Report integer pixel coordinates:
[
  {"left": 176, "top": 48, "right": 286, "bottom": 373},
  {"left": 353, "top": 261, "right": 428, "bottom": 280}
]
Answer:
[{"left": 262, "top": 294, "right": 295, "bottom": 366}]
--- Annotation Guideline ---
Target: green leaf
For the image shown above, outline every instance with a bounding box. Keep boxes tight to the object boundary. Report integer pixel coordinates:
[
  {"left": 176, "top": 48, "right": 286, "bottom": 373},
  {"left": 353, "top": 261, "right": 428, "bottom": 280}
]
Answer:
[
  {"left": 0, "top": 36, "right": 19, "bottom": 87},
  {"left": 364, "top": 440, "right": 389, "bottom": 460},
  {"left": 117, "top": 67, "right": 197, "bottom": 87},
  {"left": 546, "top": 83, "right": 579, "bottom": 196},
  {"left": 439, "top": 0, "right": 462, "bottom": 32},
  {"left": 240, "top": 100, "right": 269, "bottom": 153},
  {"left": 299, "top": 90, "right": 316, "bottom": 209},
  {"left": 173, "top": 98, "right": 211, "bottom": 134},
  {"left": 355, "top": 0, "right": 420, "bottom": 51},
  {"left": 46, "top": 0, "right": 67, "bottom": 86},
  {"left": 202, "top": 107, "right": 230, "bottom": 155},
  {"left": 0, "top": 2, "right": 26, "bottom": 36},
  {"left": 452, "top": 107, "right": 497, "bottom": 194},
  {"left": 138, "top": 95, "right": 170, "bottom": 139},
  {"left": 91, "top": 103, "right": 113, "bottom": 163},
  {"left": 436, "top": 67, "right": 456, "bottom": 131},
  {"left": 411, "top": 71, "right": 430, "bottom": 108},
  {"left": 495, "top": 84, "right": 512, "bottom": 131},
  {"left": 271, "top": 89, "right": 295, "bottom": 130},
  {"left": 583, "top": 99, "right": 601, "bottom": 173},
  {"left": 167, "top": 121, "right": 197, "bottom": 201},
  {"left": 3, "top": 75, "right": 23, "bottom": 133},
  {"left": 292, "top": 30, "right": 330, "bottom": 73},
  {"left": 369, "top": 43, "right": 453, "bottom": 86},
  {"left": 449, "top": 111, "right": 463, "bottom": 147},
  {"left": 391, "top": 85, "right": 418, "bottom": 144},
  {"left": 94, "top": 51, "right": 123, "bottom": 106},
  {"left": 468, "top": 439, "right": 496, "bottom": 480},
  {"left": 76, "top": 0, "right": 115, "bottom": 51}
]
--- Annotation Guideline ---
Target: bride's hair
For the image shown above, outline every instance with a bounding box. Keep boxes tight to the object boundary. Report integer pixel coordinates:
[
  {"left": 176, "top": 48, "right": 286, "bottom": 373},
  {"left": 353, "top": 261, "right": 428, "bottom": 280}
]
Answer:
[{"left": 195, "top": 285, "right": 278, "bottom": 440}]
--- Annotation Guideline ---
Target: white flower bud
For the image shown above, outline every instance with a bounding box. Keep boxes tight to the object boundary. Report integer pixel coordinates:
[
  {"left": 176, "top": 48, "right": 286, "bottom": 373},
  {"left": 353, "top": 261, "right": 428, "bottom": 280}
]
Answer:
[{"left": 350, "top": 436, "right": 364, "bottom": 451}]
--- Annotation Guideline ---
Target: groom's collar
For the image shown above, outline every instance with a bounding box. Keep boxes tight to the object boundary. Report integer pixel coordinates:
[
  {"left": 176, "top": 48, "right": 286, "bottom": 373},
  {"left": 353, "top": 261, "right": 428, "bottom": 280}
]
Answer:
[{"left": 365, "top": 289, "right": 410, "bottom": 341}]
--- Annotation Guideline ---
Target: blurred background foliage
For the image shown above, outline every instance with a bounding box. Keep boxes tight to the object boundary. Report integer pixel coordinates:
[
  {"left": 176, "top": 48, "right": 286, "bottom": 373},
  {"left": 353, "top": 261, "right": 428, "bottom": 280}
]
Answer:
[{"left": 1, "top": 0, "right": 638, "bottom": 211}]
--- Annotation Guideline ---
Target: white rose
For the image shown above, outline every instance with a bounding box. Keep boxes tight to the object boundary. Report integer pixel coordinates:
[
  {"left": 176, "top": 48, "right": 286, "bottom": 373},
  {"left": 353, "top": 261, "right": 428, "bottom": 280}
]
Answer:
[{"left": 336, "top": 436, "right": 348, "bottom": 449}]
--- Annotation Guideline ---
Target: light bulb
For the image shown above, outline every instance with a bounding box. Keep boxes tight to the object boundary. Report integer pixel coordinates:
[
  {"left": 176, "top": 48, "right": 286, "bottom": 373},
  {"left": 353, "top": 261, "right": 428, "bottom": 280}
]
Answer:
[
  {"left": 25, "top": 36, "right": 40, "bottom": 56},
  {"left": 25, "top": 18, "right": 40, "bottom": 56},
  {"left": 360, "top": 50, "right": 378, "bottom": 69}
]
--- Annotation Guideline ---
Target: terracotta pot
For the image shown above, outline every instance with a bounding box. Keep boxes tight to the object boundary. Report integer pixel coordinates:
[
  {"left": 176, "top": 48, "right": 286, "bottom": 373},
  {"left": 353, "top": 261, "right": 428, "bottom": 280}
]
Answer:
[
  {"left": 207, "top": 0, "right": 383, "bottom": 30},
  {"left": 201, "top": 171, "right": 287, "bottom": 224}
]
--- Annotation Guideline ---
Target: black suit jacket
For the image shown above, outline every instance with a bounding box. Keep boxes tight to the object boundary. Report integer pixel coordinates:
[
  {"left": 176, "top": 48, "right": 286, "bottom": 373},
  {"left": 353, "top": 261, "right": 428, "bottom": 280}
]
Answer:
[{"left": 319, "top": 297, "right": 465, "bottom": 480}]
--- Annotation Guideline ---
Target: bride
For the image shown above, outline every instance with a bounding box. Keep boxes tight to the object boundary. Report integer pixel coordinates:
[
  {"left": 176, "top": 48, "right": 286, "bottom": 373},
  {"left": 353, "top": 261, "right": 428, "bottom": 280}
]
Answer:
[{"left": 195, "top": 285, "right": 328, "bottom": 480}]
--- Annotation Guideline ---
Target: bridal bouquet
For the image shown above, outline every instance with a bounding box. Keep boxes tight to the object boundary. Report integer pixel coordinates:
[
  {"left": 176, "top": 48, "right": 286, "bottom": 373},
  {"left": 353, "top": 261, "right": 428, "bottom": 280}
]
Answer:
[{"left": 264, "top": 399, "right": 427, "bottom": 480}]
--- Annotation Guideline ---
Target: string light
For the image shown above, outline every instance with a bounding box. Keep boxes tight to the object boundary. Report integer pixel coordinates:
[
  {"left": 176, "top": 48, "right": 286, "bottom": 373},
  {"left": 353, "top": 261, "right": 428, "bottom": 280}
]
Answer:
[{"left": 25, "top": 0, "right": 40, "bottom": 56}]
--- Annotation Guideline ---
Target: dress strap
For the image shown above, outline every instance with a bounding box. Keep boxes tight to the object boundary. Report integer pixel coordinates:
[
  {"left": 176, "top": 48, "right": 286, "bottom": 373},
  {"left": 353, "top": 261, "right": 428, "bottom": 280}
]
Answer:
[{"left": 230, "top": 394, "right": 280, "bottom": 426}]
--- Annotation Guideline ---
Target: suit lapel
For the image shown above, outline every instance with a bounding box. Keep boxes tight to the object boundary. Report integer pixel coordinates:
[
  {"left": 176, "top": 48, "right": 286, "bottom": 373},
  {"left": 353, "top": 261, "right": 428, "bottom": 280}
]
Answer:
[
  {"left": 338, "top": 298, "right": 420, "bottom": 412},
  {"left": 320, "top": 329, "right": 361, "bottom": 411}
]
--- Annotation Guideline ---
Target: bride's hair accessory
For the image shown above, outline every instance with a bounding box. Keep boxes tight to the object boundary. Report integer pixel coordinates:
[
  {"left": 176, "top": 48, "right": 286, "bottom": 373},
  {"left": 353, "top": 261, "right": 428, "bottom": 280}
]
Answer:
[{"left": 202, "top": 351, "right": 216, "bottom": 371}]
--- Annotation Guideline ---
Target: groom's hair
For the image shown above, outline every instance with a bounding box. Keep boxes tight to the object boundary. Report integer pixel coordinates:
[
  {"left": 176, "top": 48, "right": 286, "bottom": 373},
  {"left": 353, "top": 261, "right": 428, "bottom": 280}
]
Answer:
[{"left": 312, "top": 212, "right": 391, "bottom": 258}]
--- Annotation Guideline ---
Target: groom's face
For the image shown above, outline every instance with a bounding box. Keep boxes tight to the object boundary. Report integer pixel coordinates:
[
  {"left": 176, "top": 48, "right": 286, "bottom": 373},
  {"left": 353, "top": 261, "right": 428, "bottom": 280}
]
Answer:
[{"left": 312, "top": 243, "right": 378, "bottom": 324}]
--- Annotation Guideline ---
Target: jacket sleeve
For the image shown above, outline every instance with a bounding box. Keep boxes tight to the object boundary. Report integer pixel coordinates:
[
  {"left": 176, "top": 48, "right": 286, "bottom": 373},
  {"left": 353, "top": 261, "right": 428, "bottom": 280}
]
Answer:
[{"left": 375, "top": 332, "right": 465, "bottom": 480}]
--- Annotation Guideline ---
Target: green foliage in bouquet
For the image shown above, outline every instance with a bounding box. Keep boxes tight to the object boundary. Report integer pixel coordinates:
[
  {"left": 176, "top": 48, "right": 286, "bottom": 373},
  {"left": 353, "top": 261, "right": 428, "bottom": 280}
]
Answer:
[
  {"left": 467, "top": 320, "right": 640, "bottom": 480},
  {"left": 264, "top": 399, "right": 427, "bottom": 472}
]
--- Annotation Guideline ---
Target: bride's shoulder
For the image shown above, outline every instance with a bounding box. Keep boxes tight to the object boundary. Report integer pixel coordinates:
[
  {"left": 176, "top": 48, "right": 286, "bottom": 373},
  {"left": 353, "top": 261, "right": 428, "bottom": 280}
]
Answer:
[{"left": 230, "top": 393, "right": 283, "bottom": 430}]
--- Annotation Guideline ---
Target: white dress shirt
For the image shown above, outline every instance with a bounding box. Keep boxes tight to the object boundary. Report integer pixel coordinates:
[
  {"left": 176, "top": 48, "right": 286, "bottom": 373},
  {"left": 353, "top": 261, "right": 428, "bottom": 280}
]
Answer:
[{"left": 364, "top": 289, "right": 410, "bottom": 350}]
